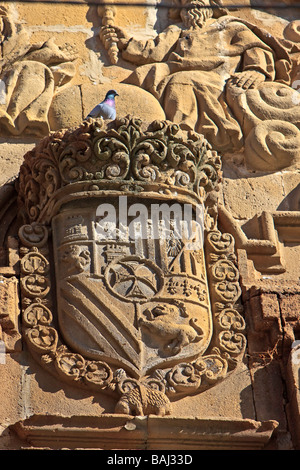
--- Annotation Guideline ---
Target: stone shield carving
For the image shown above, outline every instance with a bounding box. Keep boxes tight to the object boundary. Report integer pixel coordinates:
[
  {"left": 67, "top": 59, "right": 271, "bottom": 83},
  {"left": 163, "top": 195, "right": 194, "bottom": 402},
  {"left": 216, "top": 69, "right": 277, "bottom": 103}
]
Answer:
[
  {"left": 51, "top": 198, "right": 212, "bottom": 378},
  {"left": 17, "top": 117, "right": 246, "bottom": 416}
]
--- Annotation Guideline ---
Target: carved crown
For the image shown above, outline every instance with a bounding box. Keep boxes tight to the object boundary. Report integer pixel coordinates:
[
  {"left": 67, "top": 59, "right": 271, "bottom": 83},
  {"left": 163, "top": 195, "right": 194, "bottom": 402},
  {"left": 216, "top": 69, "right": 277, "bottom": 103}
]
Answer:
[{"left": 17, "top": 117, "right": 221, "bottom": 223}]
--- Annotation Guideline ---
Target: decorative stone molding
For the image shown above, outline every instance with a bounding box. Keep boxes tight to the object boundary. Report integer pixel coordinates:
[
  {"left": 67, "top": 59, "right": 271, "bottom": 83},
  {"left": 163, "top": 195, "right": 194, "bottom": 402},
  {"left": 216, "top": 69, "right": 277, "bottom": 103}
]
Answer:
[
  {"left": 17, "top": 117, "right": 246, "bottom": 417},
  {"left": 227, "top": 83, "right": 300, "bottom": 171},
  {"left": 17, "top": 117, "right": 221, "bottom": 224},
  {"left": 11, "top": 414, "right": 278, "bottom": 450},
  {"left": 287, "top": 342, "right": 300, "bottom": 449},
  {"left": 98, "top": 5, "right": 119, "bottom": 65}
]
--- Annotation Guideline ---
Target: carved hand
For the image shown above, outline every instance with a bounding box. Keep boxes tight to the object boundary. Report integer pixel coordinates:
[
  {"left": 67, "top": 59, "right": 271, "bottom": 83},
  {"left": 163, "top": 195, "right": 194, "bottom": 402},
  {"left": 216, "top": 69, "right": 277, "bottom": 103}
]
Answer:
[
  {"left": 105, "top": 26, "right": 131, "bottom": 51},
  {"left": 229, "top": 70, "right": 266, "bottom": 90},
  {"left": 115, "top": 27, "right": 131, "bottom": 51},
  {"left": 100, "top": 25, "right": 118, "bottom": 45}
]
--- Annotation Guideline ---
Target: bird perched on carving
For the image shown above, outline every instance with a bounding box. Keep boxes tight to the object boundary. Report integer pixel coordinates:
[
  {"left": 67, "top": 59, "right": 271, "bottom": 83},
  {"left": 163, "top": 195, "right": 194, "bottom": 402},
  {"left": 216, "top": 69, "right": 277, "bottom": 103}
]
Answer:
[{"left": 85, "top": 89, "right": 119, "bottom": 120}]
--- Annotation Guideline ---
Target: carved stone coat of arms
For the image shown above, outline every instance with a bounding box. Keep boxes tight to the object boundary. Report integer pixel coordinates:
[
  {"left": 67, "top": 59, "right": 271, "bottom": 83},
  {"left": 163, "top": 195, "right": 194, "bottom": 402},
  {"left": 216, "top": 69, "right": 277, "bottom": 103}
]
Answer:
[{"left": 17, "top": 117, "right": 246, "bottom": 416}]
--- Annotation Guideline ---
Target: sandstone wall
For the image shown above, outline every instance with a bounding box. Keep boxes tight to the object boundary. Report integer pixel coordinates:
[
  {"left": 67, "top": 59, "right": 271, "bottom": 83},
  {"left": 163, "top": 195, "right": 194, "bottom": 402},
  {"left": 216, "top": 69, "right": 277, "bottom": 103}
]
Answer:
[{"left": 0, "top": 0, "right": 299, "bottom": 450}]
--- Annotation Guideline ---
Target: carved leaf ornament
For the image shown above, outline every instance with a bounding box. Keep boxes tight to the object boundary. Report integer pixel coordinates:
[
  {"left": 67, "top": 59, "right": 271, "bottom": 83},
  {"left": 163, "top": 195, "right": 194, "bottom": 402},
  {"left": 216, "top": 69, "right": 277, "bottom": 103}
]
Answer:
[
  {"left": 17, "top": 117, "right": 246, "bottom": 416},
  {"left": 18, "top": 118, "right": 219, "bottom": 223}
]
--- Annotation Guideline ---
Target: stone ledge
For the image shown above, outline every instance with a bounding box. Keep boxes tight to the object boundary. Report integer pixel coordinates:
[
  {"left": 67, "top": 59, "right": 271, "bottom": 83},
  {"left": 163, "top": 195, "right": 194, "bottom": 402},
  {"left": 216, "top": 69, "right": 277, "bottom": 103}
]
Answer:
[{"left": 11, "top": 414, "right": 278, "bottom": 450}]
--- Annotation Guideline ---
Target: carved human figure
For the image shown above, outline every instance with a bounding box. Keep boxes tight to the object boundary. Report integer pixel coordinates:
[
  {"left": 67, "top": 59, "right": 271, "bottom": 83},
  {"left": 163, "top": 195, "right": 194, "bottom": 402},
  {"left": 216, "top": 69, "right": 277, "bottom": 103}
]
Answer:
[
  {"left": 105, "top": 0, "right": 299, "bottom": 154},
  {"left": 0, "top": 6, "right": 75, "bottom": 136}
]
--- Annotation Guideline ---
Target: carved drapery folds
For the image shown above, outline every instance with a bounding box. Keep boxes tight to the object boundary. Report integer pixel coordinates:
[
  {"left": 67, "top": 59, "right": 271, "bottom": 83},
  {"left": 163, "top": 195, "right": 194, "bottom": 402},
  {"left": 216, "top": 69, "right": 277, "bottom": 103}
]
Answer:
[
  {"left": 0, "top": 6, "right": 75, "bottom": 137},
  {"left": 102, "top": 1, "right": 300, "bottom": 172},
  {"left": 0, "top": 275, "right": 21, "bottom": 352},
  {"left": 17, "top": 117, "right": 246, "bottom": 416}
]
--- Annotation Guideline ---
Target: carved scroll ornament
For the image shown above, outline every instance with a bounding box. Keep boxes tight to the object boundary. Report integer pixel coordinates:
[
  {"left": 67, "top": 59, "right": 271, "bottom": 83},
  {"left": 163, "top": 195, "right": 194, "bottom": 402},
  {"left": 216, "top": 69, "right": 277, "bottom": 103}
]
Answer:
[
  {"left": 17, "top": 117, "right": 246, "bottom": 416},
  {"left": 98, "top": 5, "right": 119, "bottom": 65},
  {"left": 226, "top": 82, "right": 300, "bottom": 171}
]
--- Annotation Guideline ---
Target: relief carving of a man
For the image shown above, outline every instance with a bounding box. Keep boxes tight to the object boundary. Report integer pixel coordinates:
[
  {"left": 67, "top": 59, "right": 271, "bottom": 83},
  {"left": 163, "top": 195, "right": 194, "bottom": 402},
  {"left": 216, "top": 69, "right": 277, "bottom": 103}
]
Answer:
[{"left": 107, "top": 0, "right": 297, "bottom": 154}]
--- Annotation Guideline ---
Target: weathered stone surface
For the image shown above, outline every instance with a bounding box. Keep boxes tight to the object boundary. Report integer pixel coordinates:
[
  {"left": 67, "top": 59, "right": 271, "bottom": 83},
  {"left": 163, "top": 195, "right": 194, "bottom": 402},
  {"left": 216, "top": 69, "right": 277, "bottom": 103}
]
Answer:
[
  {"left": 287, "top": 344, "right": 300, "bottom": 449},
  {"left": 48, "top": 85, "right": 83, "bottom": 131},
  {"left": 11, "top": 414, "right": 278, "bottom": 450},
  {"left": 0, "top": 0, "right": 299, "bottom": 451},
  {"left": 0, "top": 140, "right": 39, "bottom": 187}
]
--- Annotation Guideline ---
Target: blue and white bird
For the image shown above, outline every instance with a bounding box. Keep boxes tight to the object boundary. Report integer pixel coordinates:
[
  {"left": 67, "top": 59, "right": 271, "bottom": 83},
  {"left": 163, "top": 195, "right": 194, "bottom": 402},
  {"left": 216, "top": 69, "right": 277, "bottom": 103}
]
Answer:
[{"left": 85, "top": 89, "right": 119, "bottom": 120}]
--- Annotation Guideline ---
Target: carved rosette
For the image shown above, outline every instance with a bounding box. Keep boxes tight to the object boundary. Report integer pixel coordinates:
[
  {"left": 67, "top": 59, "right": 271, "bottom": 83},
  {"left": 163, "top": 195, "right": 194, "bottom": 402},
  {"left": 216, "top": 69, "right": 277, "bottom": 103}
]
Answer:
[{"left": 17, "top": 117, "right": 246, "bottom": 416}]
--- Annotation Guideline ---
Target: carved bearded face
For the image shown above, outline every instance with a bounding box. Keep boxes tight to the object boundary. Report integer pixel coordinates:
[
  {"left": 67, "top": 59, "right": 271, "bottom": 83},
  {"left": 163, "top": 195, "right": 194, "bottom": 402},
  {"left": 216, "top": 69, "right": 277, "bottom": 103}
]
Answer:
[{"left": 180, "top": 0, "right": 213, "bottom": 28}]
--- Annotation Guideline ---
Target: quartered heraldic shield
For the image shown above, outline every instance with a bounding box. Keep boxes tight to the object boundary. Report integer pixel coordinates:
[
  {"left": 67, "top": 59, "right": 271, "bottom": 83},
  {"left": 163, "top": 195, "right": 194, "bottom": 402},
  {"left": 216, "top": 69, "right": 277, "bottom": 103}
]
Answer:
[{"left": 52, "top": 196, "right": 211, "bottom": 378}]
